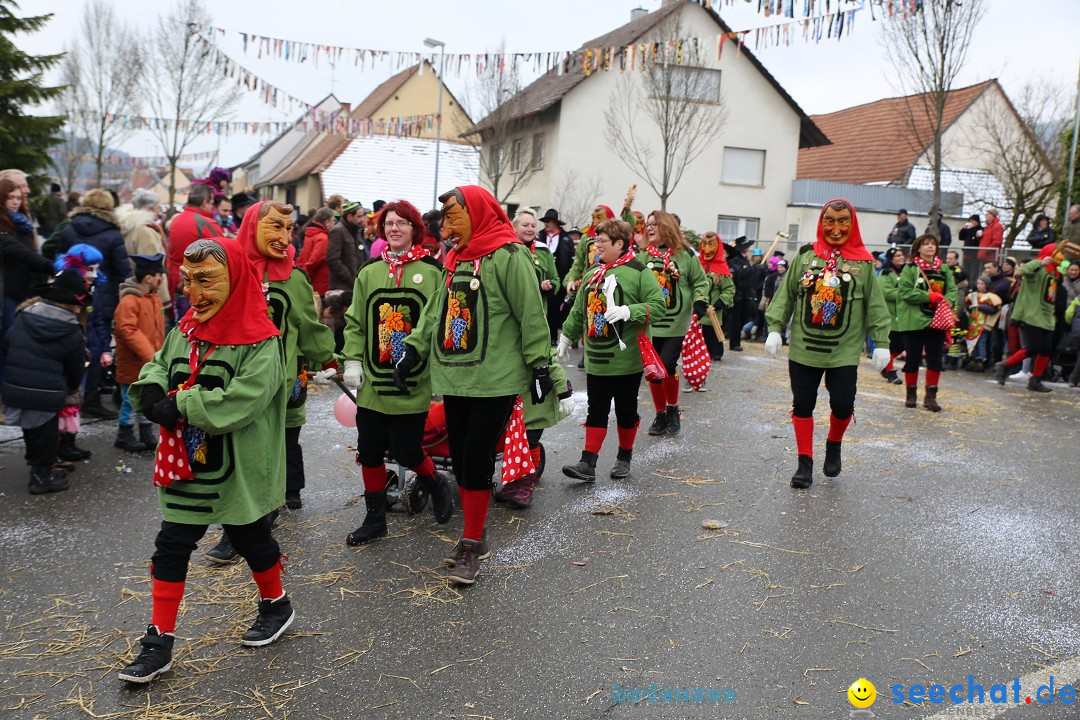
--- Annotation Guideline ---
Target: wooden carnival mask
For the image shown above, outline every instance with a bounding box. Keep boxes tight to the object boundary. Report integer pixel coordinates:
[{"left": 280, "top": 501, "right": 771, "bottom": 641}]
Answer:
[
  {"left": 256, "top": 203, "right": 295, "bottom": 260},
  {"left": 181, "top": 242, "right": 230, "bottom": 323},
  {"left": 700, "top": 233, "right": 719, "bottom": 261},
  {"left": 821, "top": 205, "right": 853, "bottom": 247},
  {"left": 591, "top": 206, "right": 609, "bottom": 228},
  {"left": 439, "top": 189, "right": 472, "bottom": 251}
]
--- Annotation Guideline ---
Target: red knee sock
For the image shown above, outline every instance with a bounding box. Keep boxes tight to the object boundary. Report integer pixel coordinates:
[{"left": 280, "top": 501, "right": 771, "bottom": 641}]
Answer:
[
  {"left": 792, "top": 415, "right": 814, "bottom": 457},
  {"left": 925, "top": 369, "right": 941, "bottom": 387},
  {"left": 361, "top": 464, "right": 387, "bottom": 493},
  {"left": 1033, "top": 354, "right": 1050, "bottom": 377},
  {"left": 616, "top": 423, "right": 638, "bottom": 451},
  {"left": 410, "top": 455, "right": 436, "bottom": 479},
  {"left": 458, "top": 487, "right": 490, "bottom": 542},
  {"left": 663, "top": 374, "right": 680, "bottom": 406},
  {"left": 885, "top": 355, "right": 895, "bottom": 372},
  {"left": 150, "top": 577, "right": 185, "bottom": 634},
  {"left": 584, "top": 425, "right": 607, "bottom": 454},
  {"left": 529, "top": 445, "right": 542, "bottom": 469},
  {"left": 648, "top": 381, "right": 666, "bottom": 412},
  {"left": 827, "top": 414, "right": 852, "bottom": 443},
  {"left": 1005, "top": 349, "right": 1027, "bottom": 367},
  {"left": 905, "top": 371, "right": 918, "bottom": 387},
  {"left": 251, "top": 560, "right": 284, "bottom": 601}
]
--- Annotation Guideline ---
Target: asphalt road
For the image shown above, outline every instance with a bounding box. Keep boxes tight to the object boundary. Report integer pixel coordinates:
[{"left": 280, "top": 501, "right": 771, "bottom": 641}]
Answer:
[{"left": 1, "top": 342, "right": 1076, "bottom": 720}]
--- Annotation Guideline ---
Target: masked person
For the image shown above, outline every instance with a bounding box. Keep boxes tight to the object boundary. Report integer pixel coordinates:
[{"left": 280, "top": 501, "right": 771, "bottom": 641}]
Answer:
[
  {"left": 557, "top": 219, "right": 665, "bottom": 481},
  {"left": 341, "top": 199, "right": 454, "bottom": 544},
  {"left": 638, "top": 210, "right": 708, "bottom": 436},
  {"left": 120, "top": 238, "right": 290, "bottom": 684},
  {"left": 765, "top": 199, "right": 892, "bottom": 489},
  {"left": 395, "top": 186, "right": 551, "bottom": 586},
  {"left": 563, "top": 190, "right": 638, "bottom": 297},
  {"left": 697, "top": 231, "right": 735, "bottom": 362}
]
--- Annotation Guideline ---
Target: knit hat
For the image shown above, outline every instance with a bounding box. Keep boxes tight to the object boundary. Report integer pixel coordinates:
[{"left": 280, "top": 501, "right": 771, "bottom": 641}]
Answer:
[
  {"left": 341, "top": 200, "right": 361, "bottom": 216},
  {"left": 34, "top": 269, "right": 90, "bottom": 307}
]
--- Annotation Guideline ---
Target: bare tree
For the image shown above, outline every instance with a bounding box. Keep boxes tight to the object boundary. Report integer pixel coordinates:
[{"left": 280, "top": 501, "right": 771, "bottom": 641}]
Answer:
[
  {"left": 550, "top": 168, "right": 603, "bottom": 229},
  {"left": 463, "top": 41, "right": 540, "bottom": 205},
  {"left": 880, "top": 0, "right": 985, "bottom": 220},
  {"left": 51, "top": 55, "right": 88, "bottom": 192},
  {"left": 965, "top": 79, "right": 1069, "bottom": 246},
  {"left": 64, "top": 0, "right": 144, "bottom": 188},
  {"left": 604, "top": 17, "right": 727, "bottom": 211},
  {"left": 145, "top": 0, "right": 240, "bottom": 208}
]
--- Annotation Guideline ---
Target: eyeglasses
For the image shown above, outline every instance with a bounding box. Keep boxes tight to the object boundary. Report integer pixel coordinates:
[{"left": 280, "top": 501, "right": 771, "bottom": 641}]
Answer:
[
  {"left": 385, "top": 220, "right": 412, "bottom": 229},
  {"left": 645, "top": 221, "right": 658, "bottom": 229}
]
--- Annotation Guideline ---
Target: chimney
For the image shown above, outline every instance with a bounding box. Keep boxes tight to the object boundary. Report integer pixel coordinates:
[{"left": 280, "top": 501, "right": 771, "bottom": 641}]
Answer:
[{"left": 630, "top": 7, "right": 648, "bottom": 21}]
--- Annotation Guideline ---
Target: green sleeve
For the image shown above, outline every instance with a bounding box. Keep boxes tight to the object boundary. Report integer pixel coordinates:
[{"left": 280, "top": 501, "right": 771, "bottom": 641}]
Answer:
[
  {"left": 879, "top": 272, "right": 899, "bottom": 304},
  {"left": 499, "top": 248, "right": 551, "bottom": 369},
  {"left": 631, "top": 267, "right": 666, "bottom": 325},
  {"left": 718, "top": 275, "right": 735, "bottom": 308},
  {"left": 538, "top": 248, "right": 560, "bottom": 295},
  {"left": 620, "top": 208, "right": 635, "bottom": 225},
  {"left": 765, "top": 256, "right": 800, "bottom": 334},
  {"left": 129, "top": 332, "right": 176, "bottom": 414},
  {"left": 175, "top": 338, "right": 285, "bottom": 435},
  {"left": 563, "top": 280, "right": 586, "bottom": 340},
  {"left": 942, "top": 263, "right": 958, "bottom": 311},
  {"left": 685, "top": 254, "right": 709, "bottom": 304},
  {"left": 1020, "top": 259, "right": 1043, "bottom": 279},
  {"left": 898, "top": 264, "right": 930, "bottom": 306},
  {"left": 863, "top": 269, "right": 892, "bottom": 344},
  {"left": 291, "top": 272, "right": 336, "bottom": 366},
  {"left": 342, "top": 269, "right": 368, "bottom": 362},
  {"left": 404, "top": 274, "right": 446, "bottom": 360},
  {"left": 1066, "top": 296, "right": 1079, "bottom": 324},
  {"left": 564, "top": 237, "right": 589, "bottom": 286},
  {"left": 550, "top": 355, "right": 569, "bottom": 395}
]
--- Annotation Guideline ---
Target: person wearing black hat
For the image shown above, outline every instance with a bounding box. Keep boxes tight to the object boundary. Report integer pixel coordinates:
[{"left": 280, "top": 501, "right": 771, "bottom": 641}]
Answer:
[
  {"left": 540, "top": 208, "right": 574, "bottom": 342},
  {"left": 724, "top": 236, "right": 754, "bottom": 351},
  {"left": 231, "top": 192, "right": 257, "bottom": 230},
  {"left": 889, "top": 209, "right": 917, "bottom": 248},
  {"left": 1, "top": 269, "right": 89, "bottom": 494},
  {"left": 113, "top": 254, "right": 167, "bottom": 451}
]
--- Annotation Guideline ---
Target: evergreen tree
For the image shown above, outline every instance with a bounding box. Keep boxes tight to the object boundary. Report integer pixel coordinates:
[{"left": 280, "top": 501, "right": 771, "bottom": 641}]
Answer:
[{"left": 0, "top": 1, "right": 65, "bottom": 184}]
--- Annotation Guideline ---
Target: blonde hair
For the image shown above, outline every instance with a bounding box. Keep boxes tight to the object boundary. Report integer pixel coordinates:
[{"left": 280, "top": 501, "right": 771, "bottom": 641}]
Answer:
[
  {"left": 81, "top": 188, "right": 115, "bottom": 212},
  {"left": 512, "top": 208, "right": 538, "bottom": 226}
]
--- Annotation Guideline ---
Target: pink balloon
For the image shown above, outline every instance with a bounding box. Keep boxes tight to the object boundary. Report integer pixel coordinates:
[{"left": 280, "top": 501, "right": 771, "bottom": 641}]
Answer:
[{"left": 334, "top": 393, "right": 357, "bottom": 427}]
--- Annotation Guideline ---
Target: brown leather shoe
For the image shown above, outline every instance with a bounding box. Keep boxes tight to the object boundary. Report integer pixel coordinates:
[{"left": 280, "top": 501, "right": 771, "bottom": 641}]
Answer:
[
  {"left": 448, "top": 539, "right": 485, "bottom": 585},
  {"left": 923, "top": 385, "right": 942, "bottom": 412},
  {"left": 905, "top": 385, "right": 918, "bottom": 408},
  {"left": 442, "top": 529, "right": 489, "bottom": 567}
]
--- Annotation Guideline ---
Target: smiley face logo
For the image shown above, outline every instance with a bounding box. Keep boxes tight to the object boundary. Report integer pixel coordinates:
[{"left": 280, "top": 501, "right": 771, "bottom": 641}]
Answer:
[{"left": 848, "top": 678, "right": 876, "bottom": 708}]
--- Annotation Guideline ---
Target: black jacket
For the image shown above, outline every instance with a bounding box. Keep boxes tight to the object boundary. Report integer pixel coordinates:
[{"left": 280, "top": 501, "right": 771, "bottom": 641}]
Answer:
[
  {"left": 889, "top": 220, "right": 917, "bottom": 247},
  {"left": 936, "top": 221, "right": 953, "bottom": 247},
  {"left": 728, "top": 252, "right": 753, "bottom": 301},
  {"left": 959, "top": 224, "right": 983, "bottom": 248},
  {"left": 747, "top": 261, "right": 768, "bottom": 301},
  {"left": 1027, "top": 226, "right": 1055, "bottom": 250},
  {"left": 57, "top": 208, "right": 130, "bottom": 320},
  {"left": 545, "top": 230, "right": 575, "bottom": 279},
  {"left": 2, "top": 300, "right": 86, "bottom": 411},
  {"left": 326, "top": 219, "right": 366, "bottom": 292},
  {"left": 1, "top": 227, "right": 54, "bottom": 301}
]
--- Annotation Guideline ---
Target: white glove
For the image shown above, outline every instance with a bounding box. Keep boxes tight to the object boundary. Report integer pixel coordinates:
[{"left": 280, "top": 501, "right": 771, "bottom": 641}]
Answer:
[
  {"left": 343, "top": 360, "right": 365, "bottom": 389},
  {"left": 556, "top": 334, "right": 572, "bottom": 362},
  {"left": 872, "top": 347, "right": 892, "bottom": 372},
  {"left": 765, "top": 332, "right": 783, "bottom": 359},
  {"left": 604, "top": 305, "right": 631, "bottom": 323},
  {"left": 559, "top": 396, "right": 575, "bottom": 416},
  {"left": 312, "top": 367, "right": 339, "bottom": 386}
]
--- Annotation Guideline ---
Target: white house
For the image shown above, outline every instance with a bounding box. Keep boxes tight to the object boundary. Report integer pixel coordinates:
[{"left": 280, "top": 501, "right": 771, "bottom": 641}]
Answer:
[{"left": 466, "top": 0, "right": 828, "bottom": 241}]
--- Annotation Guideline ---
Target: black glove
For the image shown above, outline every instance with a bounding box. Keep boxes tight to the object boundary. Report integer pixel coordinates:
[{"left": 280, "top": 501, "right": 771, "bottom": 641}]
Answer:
[
  {"left": 530, "top": 365, "right": 554, "bottom": 405},
  {"left": 693, "top": 300, "right": 708, "bottom": 320},
  {"left": 392, "top": 345, "right": 419, "bottom": 392},
  {"left": 138, "top": 384, "right": 167, "bottom": 420},
  {"left": 712, "top": 299, "right": 726, "bottom": 312},
  {"left": 154, "top": 396, "right": 182, "bottom": 431}
]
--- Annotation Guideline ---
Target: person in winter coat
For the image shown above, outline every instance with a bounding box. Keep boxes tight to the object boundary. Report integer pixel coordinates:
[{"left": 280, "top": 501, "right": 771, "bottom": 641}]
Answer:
[
  {"left": 118, "top": 189, "right": 171, "bottom": 310},
  {"left": 888, "top": 209, "right": 917, "bottom": 248},
  {"left": 113, "top": 254, "right": 166, "bottom": 452},
  {"left": 877, "top": 246, "right": 906, "bottom": 383},
  {"left": 1026, "top": 214, "right": 1055, "bottom": 250},
  {"left": 40, "top": 183, "right": 67, "bottom": 238},
  {"left": 166, "top": 184, "right": 223, "bottom": 320},
  {"left": 978, "top": 208, "right": 1004, "bottom": 261},
  {"left": 296, "top": 207, "right": 333, "bottom": 296},
  {"left": 724, "top": 236, "right": 754, "bottom": 351},
  {"left": 959, "top": 214, "right": 983, "bottom": 249},
  {"left": 1, "top": 269, "right": 88, "bottom": 495},
  {"left": 326, "top": 201, "right": 367, "bottom": 292}
]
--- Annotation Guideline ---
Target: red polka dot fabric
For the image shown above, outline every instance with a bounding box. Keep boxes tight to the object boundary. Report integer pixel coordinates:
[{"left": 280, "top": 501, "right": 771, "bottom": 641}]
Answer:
[
  {"left": 153, "top": 423, "right": 194, "bottom": 487},
  {"left": 682, "top": 316, "right": 711, "bottom": 390},
  {"left": 500, "top": 396, "right": 537, "bottom": 487}
]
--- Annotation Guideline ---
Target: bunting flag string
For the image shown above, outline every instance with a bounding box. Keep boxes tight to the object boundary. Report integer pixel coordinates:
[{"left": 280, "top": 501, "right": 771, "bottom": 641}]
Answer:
[{"left": 48, "top": 149, "right": 219, "bottom": 167}]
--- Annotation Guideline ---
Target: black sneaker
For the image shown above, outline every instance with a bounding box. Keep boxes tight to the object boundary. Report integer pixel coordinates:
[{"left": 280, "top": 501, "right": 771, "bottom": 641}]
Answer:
[
  {"left": 647, "top": 411, "right": 668, "bottom": 436},
  {"left": 994, "top": 362, "right": 1009, "bottom": 385},
  {"left": 422, "top": 472, "right": 454, "bottom": 524},
  {"left": 1027, "top": 376, "right": 1052, "bottom": 393},
  {"left": 205, "top": 533, "right": 239, "bottom": 565},
  {"left": 28, "top": 468, "right": 69, "bottom": 495},
  {"left": 241, "top": 594, "right": 295, "bottom": 647},
  {"left": 284, "top": 491, "right": 302, "bottom": 509},
  {"left": 665, "top": 405, "right": 681, "bottom": 435},
  {"left": 562, "top": 452, "right": 597, "bottom": 482},
  {"left": 118, "top": 625, "right": 174, "bottom": 683}
]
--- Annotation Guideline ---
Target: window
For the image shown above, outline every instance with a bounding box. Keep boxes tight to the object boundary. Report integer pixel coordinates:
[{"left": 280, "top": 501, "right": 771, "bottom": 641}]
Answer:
[
  {"left": 490, "top": 145, "right": 504, "bottom": 175},
  {"left": 721, "top": 147, "right": 765, "bottom": 186},
  {"left": 717, "top": 216, "right": 759, "bottom": 244},
  {"left": 532, "top": 133, "right": 545, "bottom": 170},
  {"left": 511, "top": 138, "right": 523, "bottom": 173},
  {"left": 650, "top": 66, "right": 721, "bottom": 102},
  {"left": 787, "top": 223, "right": 799, "bottom": 244}
]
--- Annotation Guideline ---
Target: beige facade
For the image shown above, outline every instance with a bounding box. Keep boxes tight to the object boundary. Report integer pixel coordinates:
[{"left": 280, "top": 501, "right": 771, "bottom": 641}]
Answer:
[{"left": 373, "top": 62, "right": 472, "bottom": 142}]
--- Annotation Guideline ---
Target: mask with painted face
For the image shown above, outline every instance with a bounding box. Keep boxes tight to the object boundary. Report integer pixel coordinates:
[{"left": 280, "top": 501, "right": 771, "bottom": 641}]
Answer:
[
  {"left": 256, "top": 205, "right": 295, "bottom": 261},
  {"left": 439, "top": 189, "right": 472, "bottom": 252},
  {"left": 181, "top": 248, "right": 230, "bottom": 324},
  {"left": 633, "top": 211, "right": 645, "bottom": 237},
  {"left": 700, "top": 234, "right": 719, "bottom": 261}
]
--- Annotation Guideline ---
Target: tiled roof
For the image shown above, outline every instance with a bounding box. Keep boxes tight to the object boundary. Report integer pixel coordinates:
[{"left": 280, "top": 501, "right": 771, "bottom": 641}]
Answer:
[
  {"left": 797, "top": 80, "right": 996, "bottom": 185},
  {"left": 351, "top": 64, "right": 419, "bottom": 119},
  {"left": 467, "top": 1, "right": 827, "bottom": 148},
  {"left": 265, "top": 133, "right": 352, "bottom": 187},
  {"left": 320, "top": 136, "right": 479, "bottom": 211}
]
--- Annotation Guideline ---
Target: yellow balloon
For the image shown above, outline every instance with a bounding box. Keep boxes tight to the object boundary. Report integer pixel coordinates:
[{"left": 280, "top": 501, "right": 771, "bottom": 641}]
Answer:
[{"left": 848, "top": 678, "right": 876, "bottom": 709}]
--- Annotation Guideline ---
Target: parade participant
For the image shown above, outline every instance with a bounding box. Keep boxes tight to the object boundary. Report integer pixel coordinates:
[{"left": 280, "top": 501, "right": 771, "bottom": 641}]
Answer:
[
  {"left": 638, "top": 210, "right": 708, "bottom": 436},
  {"left": 396, "top": 185, "right": 551, "bottom": 585},
  {"left": 696, "top": 231, "right": 735, "bottom": 362},
  {"left": 558, "top": 219, "right": 665, "bottom": 481},
  {"left": 113, "top": 254, "right": 166, "bottom": 452},
  {"left": 765, "top": 199, "right": 891, "bottom": 489},
  {"left": 514, "top": 209, "right": 560, "bottom": 302},
  {"left": 341, "top": 200, "right": 453, "bottom": 544},
  {"left": 896, "top": 234, "right": 958, "bottom": 411},
  {"left": 965, "top": 276, "right": 1002, "bottom": 371},
  {"left": 724, "top": 236, "right": 755, "bottom": 351},
  {"left": 994, "top": 243, "right": 1068, "bottom": 392},
  {"left": 877, "top": 246, "right": 906, "bottom": 384},
  {"left": 563, "top": 189, "right": 637, "bottom": 295},
  {"left": 120, "top": 237, "right": 290, "bottom": 683}
]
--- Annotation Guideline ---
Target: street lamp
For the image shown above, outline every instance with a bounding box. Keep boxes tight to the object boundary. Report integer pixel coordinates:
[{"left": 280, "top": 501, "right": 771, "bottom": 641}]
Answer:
[{"left": 424, "top": 37, "right": 446, "bottom": 209}]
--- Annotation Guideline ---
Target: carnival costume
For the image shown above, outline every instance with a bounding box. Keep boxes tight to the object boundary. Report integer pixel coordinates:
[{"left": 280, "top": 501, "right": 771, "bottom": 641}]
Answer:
[
  {"left": 698, "top": 233, "right": 735, "bottom": 361},
  {"left": 995, "top": 243, "right": 1067, "bottom": 392}
]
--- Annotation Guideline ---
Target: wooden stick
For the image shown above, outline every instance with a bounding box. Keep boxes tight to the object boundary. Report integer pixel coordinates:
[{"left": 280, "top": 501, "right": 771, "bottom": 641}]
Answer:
[
  {"left": 758, "top": 231, "right": 789, "bottom": 264},
  {"left": 706, "top": 305, "right": 726, "bottom": 341}
]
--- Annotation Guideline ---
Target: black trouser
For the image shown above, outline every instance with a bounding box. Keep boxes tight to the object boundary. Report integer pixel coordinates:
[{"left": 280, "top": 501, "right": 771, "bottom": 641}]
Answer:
[
  {"left": 23, "top": 413, "right": 59, "bottom": 469},
  {"left": 547, "top": 295, "right": 569, "bottom": 343},
  {"left": 151, "top": 517, "right": 280, "bottom": 583},
  {"left": 526, "top": 428, "right": 543, "bottom": 448},
  {"left": 355, "top": 406, "right": 427, "bottom": 469},
  {"left": 586, "top": 372, "right": 642, "bottom": 429},
  {"left": 1020, "top": 324, "right": 1054, "bottom": 357},
  {"left": 651, "top": 335, "right": 683, "bottom": 376},
  {"left": 902, "top": 328, "right": 946, "bottom": 373},
  {"left": 727, "top": 298, "right": 747, "bottom": 348},
  {"left": 443, "top": 394, "right": 516, "bottom": 491},
  {"left": 788, "top": 361, "right": 857, "bottom": 419},
  {"left": 889, "top": 330, "right": 905, "bottom": 355},
  {"left": 702, "top": 323, "right": 724, "bottom": 359},
  {"left": 285, "top": 425, "right": 304, "bottom": 493}
]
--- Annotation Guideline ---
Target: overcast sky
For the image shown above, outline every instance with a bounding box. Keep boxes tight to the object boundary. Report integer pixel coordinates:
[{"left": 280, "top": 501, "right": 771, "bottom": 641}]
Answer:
[{"left": 18, "top": 0, "right": 1080, "bottom": 172}]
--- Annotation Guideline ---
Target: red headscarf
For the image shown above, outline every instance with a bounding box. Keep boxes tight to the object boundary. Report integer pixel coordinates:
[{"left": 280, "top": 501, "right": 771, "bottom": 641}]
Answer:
[
  {"left": 443, "top": 185, "right": 521, "bottom": 275},
  {"left": 584, "top": 205, "right": 615, "bottom": 237},
  {"left": 236, "top": 201, "right": 296, "bottom": 282},
  {"left": 699, "top": 235, "right": 731, "bottom": 276},
  {"left": 177, "top": 236, "right": 280, "bottom": 346},
  {"left": 813, "top": 198, "right": 873, "bottom": 262},
  {"left": 1037, "top": 242, "right": 1063, "bottom": 277}
]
